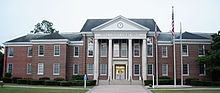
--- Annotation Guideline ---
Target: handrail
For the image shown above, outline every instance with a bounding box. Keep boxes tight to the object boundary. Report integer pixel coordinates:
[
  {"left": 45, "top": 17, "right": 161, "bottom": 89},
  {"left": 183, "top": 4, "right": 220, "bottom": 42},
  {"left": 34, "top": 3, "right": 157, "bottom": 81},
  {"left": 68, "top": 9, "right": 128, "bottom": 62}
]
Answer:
[
  {"left": 130, "top": 76, "right": 132, "bottom": 85},
  {"left": 140, "top": 75, "right": 144, "bottom": 86},
  {"left": 97, "top": 75, "right": 99, "bottom": 86},
  {"left": 108, "top": 76, "right": 111, "bottom": 85}
]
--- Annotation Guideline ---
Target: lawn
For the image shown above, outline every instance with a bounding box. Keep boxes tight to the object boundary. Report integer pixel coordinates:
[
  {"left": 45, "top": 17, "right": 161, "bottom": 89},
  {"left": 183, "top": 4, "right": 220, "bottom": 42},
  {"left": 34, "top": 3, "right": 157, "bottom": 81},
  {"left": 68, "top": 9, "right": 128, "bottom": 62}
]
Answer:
[
  {"left": 6, "top": 83, "right": 94, "bottom": 88},
  {"left": 0, "top": 87, "right": 88, "bottom": 93},
  {"left": 152, "top": 90, "right": 220, "bottom": 93}
]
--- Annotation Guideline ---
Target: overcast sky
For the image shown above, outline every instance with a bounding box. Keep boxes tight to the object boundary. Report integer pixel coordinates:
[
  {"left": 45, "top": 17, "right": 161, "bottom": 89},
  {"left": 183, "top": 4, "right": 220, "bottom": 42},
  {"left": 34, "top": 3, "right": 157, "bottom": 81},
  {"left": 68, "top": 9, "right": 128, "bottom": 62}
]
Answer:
[{"left": 1, "top": 0, "right": 220, "bottom": 46}]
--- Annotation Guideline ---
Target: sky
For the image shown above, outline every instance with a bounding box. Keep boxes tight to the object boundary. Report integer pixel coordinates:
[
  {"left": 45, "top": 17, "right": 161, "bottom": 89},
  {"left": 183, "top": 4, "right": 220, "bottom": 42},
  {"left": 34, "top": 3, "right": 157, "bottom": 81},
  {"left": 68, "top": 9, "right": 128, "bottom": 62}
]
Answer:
[{"left": 0, "top": 0, "right": 220, "bottom": 46}]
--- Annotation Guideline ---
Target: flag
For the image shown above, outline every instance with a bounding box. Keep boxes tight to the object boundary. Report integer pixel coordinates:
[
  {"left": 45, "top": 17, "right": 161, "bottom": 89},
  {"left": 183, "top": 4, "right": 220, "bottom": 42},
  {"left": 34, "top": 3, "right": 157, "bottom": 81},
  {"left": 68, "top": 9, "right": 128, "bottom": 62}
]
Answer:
[
  {"left": 154, "top": 24, "right": 157, "bottom": 44},
  {"left": 172, "top": 6, "right": 174, "bottom": 36}
]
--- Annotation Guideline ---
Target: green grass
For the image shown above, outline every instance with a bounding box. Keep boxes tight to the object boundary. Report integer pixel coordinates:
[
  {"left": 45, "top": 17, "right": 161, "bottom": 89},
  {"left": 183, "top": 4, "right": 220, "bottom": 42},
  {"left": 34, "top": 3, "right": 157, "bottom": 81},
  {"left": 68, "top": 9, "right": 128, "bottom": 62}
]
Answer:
[
  {"left": 152, "top": 90, "right": 220, "bottom": 93},
  {"left": 6, "top": 83, "right": 94, "bottom": 88}
]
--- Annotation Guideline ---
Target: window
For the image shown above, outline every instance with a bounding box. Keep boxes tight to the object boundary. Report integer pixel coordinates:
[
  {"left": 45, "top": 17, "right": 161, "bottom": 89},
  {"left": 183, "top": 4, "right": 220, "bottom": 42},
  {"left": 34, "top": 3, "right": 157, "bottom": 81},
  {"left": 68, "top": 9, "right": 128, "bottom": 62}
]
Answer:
[
  {"left": 87, "top": 64, "right": 94, "bottom": 75},
  {"left": 183, "top": 64, "right": 189, "bottom": 75},
  {"left": 38, "top": 45, "right": 44, "bottom": 56},
  {"left": 134, "top": 40, "right": 140, "bottom": 57},
  {"left": 53, "top": 63, "right": 60, "bottom": 75},
  {"left": 54, "top": 45, "right": 60, "bottom": 56},
  {"left": 182, "top": 44, "right": 188, "bottom": 56},
  {"left": 74, "top": 46, "right": 79, "bottom": 57},
  {"left": 7, "top": 63, "right": 13, "bottom": 73},
  {"left": 101, "top": 43, "right": 107, "bottom": 57},
  {"left": 100, "top": 64, "right": 107, "bottom": 75},
  {"left": 147, "top": 64, "right": 153, "bottom": 75},
  {"left": 198, "top": 45, "right": 205, "bottom": 56},
  {"left": 113, "top": 40, "right": 119, "bottom": 57},
  {"left": 147, "top": 37, "right": 153, "bottom": 57},
  {"left": 162, "top": 64, "right": 168, "bottom": 76},
  {"left": 121, "top": 40, "right": 127, "bottom": 57},
  {"left": 200, "top": 64, "right": 206, "bottom": 76},
  {"left": 38, "top": 63, "right": 44, "bottom": 75},
  {"left": 27, "top": 63, "right": 32, "bottom": 74},
  {"left": 134, "top": 64, "right": 140, "bottom": 75},
  {"left": 162, "top": 46, "right": 167, "bottom": 57},
  {"left": 8, "top": 47, "right": 13, "bottom": 57},
  {"left": 73, "top": 64, "right": 78, "bottom": 74},
  {"left": 88, "top": 38, "right": 94, "bottom": 57},
  {"left": 28, "top": 47, "right": 32, "bottom": 57}
]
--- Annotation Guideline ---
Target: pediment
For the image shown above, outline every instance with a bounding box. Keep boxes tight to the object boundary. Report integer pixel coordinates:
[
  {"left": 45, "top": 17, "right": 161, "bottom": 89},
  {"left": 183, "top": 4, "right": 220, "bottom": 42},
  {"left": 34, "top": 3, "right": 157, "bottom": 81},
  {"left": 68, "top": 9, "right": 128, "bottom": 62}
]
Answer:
[{"left": 91, "top": 15, "right": 150, "bottom": 31}]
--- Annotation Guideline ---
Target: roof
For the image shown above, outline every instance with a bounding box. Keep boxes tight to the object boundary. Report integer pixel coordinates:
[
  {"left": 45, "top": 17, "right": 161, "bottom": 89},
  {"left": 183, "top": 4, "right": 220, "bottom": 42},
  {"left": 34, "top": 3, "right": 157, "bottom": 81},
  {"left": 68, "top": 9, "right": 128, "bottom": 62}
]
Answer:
[
  {"left": 176, "top": 32, "right": 209, "bottom": 39},
  {"left": 6, "top": 32, "right": 83, "bottom": 42},
  {"left": 80, "top": 19, "right": 161, "bottom": 32}
]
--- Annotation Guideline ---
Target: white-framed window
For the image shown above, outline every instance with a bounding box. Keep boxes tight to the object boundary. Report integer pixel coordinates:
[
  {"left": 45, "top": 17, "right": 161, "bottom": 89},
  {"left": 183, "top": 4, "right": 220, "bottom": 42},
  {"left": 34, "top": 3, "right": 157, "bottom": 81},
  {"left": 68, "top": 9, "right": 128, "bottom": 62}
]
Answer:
[
  {"left": 54, "top": 45, "right": 60, "bottom": 56},
  {"left": 7, "top": 63, "right": 13, "bottom": 73},
  {"left": 28, "top": 47, "right": 32, "bottom": 57},
  {"left": 183, "top": 64, "right": 189, "bottom": 76},
  {"left": 162, "top": 46, "right": 167, "bottom": 57},
  {"left": 182, "top": 44, "right": 188, "bottom": 56},
  {"left": 121, "top": 40, "right": 127, "bottom": 57},
  {"left": 147, "top": 64, "right": 153, "bottom": 75},
  {"left": 38, "top": 45, "right": 44, "bottom": 56},
  {"left": 74, "top": 46, "right": 79, "bottom": 57},
  {"left": 147, "top": 37, "right": 153, "bottom": 57},
  {"left": 162, "top": 64, "right": 168, "bottom": 76},
  {"left": 88, "top": 37, "right": 94, "bottom": 57},
  {"left": 27, "top": 63, "right": 32, "bottom": 74},
  {"left": 113, "top": 40, "right": 119, "bottom": 57},
  {"left": 101, "top": 43, "right": 107, "bottom": 57},
  {"left": 100, "top": 64, "right": 107, "bottom": 75},
  {"left": 38, "top": 63, "right": 44, "bottom": 75},
  {"left": 87, "top": 64, "right": 94, "bottom": 75},
  {"left": 134, "top": 64, "right": 140, "bottom": 75},
  {"left": 8, "top": 47, "right": 14, "bottom": 57},
  {"left": 73, "top": 64, "right": 78, "bottom": 74},
  {"left": 198, "top": 45, "right": 205, "bottom": 56},
  {"left": 200, "top": 64, "right": 206, "bottom": 76},
  {"left": 53, "top": 63, "right": 60, "bottom": 75},
  {"left": 134, "top": 40, "right": 140, "bottom": 57}
]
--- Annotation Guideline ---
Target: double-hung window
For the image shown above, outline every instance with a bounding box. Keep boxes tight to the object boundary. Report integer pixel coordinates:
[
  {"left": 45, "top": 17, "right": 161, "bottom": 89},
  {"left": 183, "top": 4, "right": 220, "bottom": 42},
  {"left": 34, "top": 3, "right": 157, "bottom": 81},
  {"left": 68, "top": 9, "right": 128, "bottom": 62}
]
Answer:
[
  {"left": 7, "top": 63, "right": 13, "bottom": 73},
  {"left": 162, "top": 46, "right": 167, "bottom": 57},
  {"left": 183, "top": 64, "right": 189, "bottom": 76},
  {"left": 8, "top": 47, "right": 14, "bottom": 57},
  {"left": 74, "top": 46, "right": 79, "bottom": 57},
  {"left": 88, "top": 38, "right": 94, "bottom": 57},
  {"left": 73, "top": 64, "right": 79, "bottom": 74},
  {"left": 200, "top": 64, "right": 206, "bottom": 76},
  {"left": 147, "top": 38, "right": 153, "bottom": 57},
  {"left": 198, "top": 45, "right": 205, "bottom": 56},
  {"left": 134, "top": 64, "right": 140, "bottom": 75},
  {"left": 100, "top": 64, "right": 107, "bottom": 75},
  {"left": 53, "top": 63, "right": 60, "bottom": 75},
  {"left": 87, "top": 64, "right": 94, "bottom": 75},
  {"left": 54, "top": 45, "right": 60, "bottom": 56},
  {"left": 147, "top": 64, "right": 153, "bottom": 75},
  {"left": 27, "top": 63, "right": 32, "bottom": 74},
  {"left": 101, "top": 43, "right": 107, "bottom": 57},
  {"left": 121, "top": 40, "right": 127, "bottom": 57},
  {"left": 134, "top": 40, "right": 140, "bottom": 57},
  {"left": 28, "top": 47, "right": 32, "bottom": 57},
  {"left": 162, "top": 64, "right": 168, "bottom": 76},
  {"left": 182, "top": 44, "right": 188, "bottom": 56},
  {"left": 38, "top": 45, "right": 44, "bottom": 56},
  {"left": 38, "top": 63, "right": 44, "bottom": 75},
  {"left": 113, "top": 40, "right": 119, "bottom": 57}
]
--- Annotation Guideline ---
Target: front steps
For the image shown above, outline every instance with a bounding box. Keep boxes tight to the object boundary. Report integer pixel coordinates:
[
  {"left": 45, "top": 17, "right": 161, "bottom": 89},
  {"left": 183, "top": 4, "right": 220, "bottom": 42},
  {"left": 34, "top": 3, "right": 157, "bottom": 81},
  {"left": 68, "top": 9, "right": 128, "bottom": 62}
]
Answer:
[{"left": 99, "top": 80, "right": 143, "bottom": 85}]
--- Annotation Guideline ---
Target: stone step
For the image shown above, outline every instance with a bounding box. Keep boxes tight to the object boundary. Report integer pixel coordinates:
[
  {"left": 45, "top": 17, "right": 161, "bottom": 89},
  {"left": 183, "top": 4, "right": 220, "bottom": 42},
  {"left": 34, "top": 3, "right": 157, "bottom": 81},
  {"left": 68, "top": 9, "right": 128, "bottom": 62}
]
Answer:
[{"left": 99, "top": 80, "right": 143, "bottom": 85}]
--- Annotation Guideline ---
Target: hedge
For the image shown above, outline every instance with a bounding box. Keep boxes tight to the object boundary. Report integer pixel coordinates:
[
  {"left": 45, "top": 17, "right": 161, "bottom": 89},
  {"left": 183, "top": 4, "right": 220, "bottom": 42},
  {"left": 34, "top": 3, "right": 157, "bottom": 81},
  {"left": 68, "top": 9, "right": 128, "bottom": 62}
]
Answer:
[
  {"left": 159, "top": 76, "right": 171, "bottom": 79},
  {"left": 144, "top": 78, "right": 181, "bottom": 85},
  {"left": 3, "top": 77, "right": 12, "bottom": 83},
  {"left": 5, "top": 72, "right": 12, "bottom": 78},
  {"left": 39, "top": 77, "right": 50, "bottom": 80},
  {"left": 86, "top": 80, "right": 96, "bottom": 86},
  {"left": 71, "top": 75, "right": 84, "bottom": 80},
  {"left": 54, "top": 78, "right": 65, "bottom": 81},
  {"left": 185, "top": 78, "right": 199, "bottom": 85},
  {"left": 59, "top": 81, "right": 72, "bottom": 86},
  {"left": 70, "top": 80, "right": 96, "bottom": 86},
  {"left": 190, "top": 80, "right": 220, "bottom": 86},
  {"left": 30, "top": 80, "right": 44, "bottom": 85},
  {"left": 12, "top": 77, "right": 22, "bottom": 83},
  {"left": 17, "top": 79, "right": 28, "bottom": 84},
  {"left": 44, "top": 80, "right": 57, "bottom": 86}
]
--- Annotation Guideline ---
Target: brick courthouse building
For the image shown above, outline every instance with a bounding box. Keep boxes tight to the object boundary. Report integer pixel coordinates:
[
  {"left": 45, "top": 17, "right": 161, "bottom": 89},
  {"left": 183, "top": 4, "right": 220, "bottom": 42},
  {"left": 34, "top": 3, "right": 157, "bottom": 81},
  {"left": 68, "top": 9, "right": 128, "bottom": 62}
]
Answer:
[{"left": 3, "top": 16, "right": 213, "bottom": 84}]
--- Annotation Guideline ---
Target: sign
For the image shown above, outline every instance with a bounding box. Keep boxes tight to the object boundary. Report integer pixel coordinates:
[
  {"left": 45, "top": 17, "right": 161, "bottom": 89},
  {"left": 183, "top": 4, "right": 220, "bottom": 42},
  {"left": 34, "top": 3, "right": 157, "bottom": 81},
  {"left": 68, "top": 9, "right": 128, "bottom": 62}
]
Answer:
[
  {"left": 84, "top": 75, "right": 87, "bottom": 80},
  {"left": 84, "top": 75, "right": 87, "bottom": 88}
]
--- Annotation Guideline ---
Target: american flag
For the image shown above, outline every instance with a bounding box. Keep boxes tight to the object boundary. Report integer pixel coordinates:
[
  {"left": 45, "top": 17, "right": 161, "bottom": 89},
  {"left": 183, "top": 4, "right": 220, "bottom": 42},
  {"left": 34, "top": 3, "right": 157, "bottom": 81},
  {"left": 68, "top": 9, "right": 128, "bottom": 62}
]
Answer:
[
  {"left": 172, "top": 6, "right": 174, "bottom": 36},
  {"left": 154, "top": 24, "right": 157, "bottom": 44}
]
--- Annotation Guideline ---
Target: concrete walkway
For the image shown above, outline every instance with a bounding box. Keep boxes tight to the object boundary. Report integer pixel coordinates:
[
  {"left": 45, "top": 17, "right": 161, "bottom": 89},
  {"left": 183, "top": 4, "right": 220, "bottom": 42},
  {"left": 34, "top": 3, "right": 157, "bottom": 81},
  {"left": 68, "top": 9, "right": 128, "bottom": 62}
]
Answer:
[{"left": 87, "top": 85, "right": 151, "bottom": 93}]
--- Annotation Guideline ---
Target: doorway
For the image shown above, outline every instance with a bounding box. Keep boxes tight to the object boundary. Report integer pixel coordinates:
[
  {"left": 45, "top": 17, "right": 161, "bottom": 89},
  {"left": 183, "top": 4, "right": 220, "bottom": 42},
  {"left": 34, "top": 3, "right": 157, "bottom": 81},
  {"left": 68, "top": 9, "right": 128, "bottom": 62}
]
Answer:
[{"left": 115, "top": 65, "right": 126, "bottom": 80}]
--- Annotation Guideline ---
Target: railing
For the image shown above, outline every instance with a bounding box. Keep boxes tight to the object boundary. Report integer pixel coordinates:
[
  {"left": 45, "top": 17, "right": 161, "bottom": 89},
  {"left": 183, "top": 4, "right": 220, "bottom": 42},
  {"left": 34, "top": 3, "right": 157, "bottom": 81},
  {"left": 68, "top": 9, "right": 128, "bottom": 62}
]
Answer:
[
  {"left": 108, "top": 76, "right": 111, "bottom": 85},
  {"left": 129, "top": 76, "right": 132, "bottom": 85},
  {"left": 97, "top": 75, "right": 99, "bottom": 86},
  {"left": 140, "top": 75, "right": 144, "bottom": 86}
]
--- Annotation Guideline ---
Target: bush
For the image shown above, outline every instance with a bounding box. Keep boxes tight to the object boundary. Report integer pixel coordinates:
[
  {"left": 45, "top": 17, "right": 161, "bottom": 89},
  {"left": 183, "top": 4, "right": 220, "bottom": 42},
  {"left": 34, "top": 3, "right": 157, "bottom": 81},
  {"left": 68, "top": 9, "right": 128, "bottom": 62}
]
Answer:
[
  {"left": 87, "top": 80, "right": 96, "bottom": 86},
  {"left": 202, "top": 80, "right": 213, "bottom": 86},
  {"left": 3, "top": 77, "right": 12, "bottom": 83},
  {"left": 71, "top": 80, "right": 84, "bottom": 86},
  {"left": 5, "top": 72, "right": 12, "bottom": 78},
  {"left": 176, "top": 78, "right": 181, "bottom": 85},
  {"left": 44, "top": 80, "right": 57, "bottom": 86},
  {"left": 185, "top": 78, "right": 199, "bottom": 85},
  {"left": 17, "top": 79, "right": 28, "bottom": 84},
  {"left": 39, "top": 77, "right": 50, "bottom": 80},
  {"left": 71, "top": 75, "right": 84, "bottom": 80},
  {"left": 30, "top": 80, "right": 44, "bottom": 85},
  {"left": 12, "top": 77, "right": 22, "bottom": 83},
  {"left": 54, "top": 78, "right": 64, "bottom": 81},
  {"left": 158, "top": 79, "right": 173, "bottom": 85},
  {"left": 144, "top": 80, "right": 153, "bottom": 85},
  {"left": 159, "top": 76, "right": 171, "bottom": 79},
  {"left": 191, "top": 80, "right": 202, "bottom": 86},
  {"left": 59, "top": 81, "right": 72, "bottom": 86},
  {"left": 213, "top": 82, "right": 220, "bottom": 86}
]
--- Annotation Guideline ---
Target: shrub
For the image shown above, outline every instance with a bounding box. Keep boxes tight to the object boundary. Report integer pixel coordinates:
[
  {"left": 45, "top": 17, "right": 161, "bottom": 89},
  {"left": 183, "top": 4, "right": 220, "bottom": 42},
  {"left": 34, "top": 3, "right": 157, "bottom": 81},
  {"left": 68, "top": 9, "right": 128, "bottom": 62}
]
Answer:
[
  {"left": 144, "top": 80, "right": 153, "bottom": 85},
  {"left": 158, "top": 79, "right": 173, "bottom": 85},
  {"left": 59, "top": 81, "right": 72, "bottom": 86},
  {"left": 30, "top": 80, "right": 44, "bottom": 85},
  {"left": 39, "top": 77, "right": 50, "bottom": 80},
  {"left": 17, "top": 79, "right": 28, "bottom": 84},
  {"left": 54, "top": 78, "right": 64, "bottom": 81},
  {"left": 213, "top": 82, "right": 220, "bottom": 86},
  {"left": 71, "top": 75, "right": 84, "bottom": 80},
  {"left": 5, "top": 72, "right": 12, "bottom": 78},
  {"left": 44, "top": 80, "right": 57, "bottom": 86},
  {"left": 185, "top": 78, "right": 199, "bottom": 85},
  {"left": 176, "top": 78, "right": 181, "bottom": 85},
  {"left": 191, "top": 80, "right": 202, "bottom": 86},
  {"left": 87, "top": 80, "right": 96, "bottom": 86},
  {"left": 71, "top": 80, "right": 84, "bottom": 86},
  {"left": 159, "top": 76, "right": 171, "bottom": 79},
  {"left": 3, "top": 77, "right": 12, "bottom": 83},
  {"left": 202, "top": 80, "right": 213, "bottom": 86},
  {"left": 12, "top": 77, "right": 22, "bottom": 83}
]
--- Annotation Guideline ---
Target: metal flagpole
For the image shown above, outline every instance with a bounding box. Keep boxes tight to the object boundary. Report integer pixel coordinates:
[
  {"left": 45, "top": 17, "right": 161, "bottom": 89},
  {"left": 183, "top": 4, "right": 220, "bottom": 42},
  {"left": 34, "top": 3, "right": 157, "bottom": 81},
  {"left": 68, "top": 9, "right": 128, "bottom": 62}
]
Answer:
[
  {"left": 172, "top": 6, "right": 177, "bottom": 87},
  {"left": 155, "top": 24, "right": 158, "bottom": 87},
  {"left": 180, "top": 22, "right": 183, "bottom": 86}
]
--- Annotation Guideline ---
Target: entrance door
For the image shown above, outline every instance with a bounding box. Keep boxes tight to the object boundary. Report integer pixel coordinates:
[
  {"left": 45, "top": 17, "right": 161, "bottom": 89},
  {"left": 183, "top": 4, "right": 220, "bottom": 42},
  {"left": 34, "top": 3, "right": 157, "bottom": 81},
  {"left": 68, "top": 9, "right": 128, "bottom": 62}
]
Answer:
[{"left": 115, "top": 65, "right": 126, "bottom": 80}]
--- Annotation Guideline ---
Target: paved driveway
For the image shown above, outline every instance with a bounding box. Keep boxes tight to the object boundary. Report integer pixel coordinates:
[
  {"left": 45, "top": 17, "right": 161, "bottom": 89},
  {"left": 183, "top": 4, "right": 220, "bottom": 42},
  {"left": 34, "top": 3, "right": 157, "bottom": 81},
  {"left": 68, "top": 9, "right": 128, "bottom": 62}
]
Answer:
[{"left": 87, "top": 85, "right": 150, "bottom": 93}]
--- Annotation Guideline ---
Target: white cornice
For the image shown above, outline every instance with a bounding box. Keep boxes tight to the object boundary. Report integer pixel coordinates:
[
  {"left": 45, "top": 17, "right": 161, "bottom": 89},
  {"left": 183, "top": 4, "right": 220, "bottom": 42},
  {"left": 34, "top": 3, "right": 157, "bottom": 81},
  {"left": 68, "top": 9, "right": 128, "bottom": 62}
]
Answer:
[
  {"left": 4, "top": 42, "right": 32, "bottom": 46},
  {"left": 69, "top": 41, "right": 84, "bottom": 46}
]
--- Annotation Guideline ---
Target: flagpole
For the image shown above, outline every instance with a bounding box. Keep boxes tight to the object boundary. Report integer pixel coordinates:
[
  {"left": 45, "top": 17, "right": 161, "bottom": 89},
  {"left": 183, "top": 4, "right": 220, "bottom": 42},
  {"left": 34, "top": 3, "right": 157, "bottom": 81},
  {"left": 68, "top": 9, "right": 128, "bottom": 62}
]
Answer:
[
  {"left": 180, "top": 22, "right": 183, "bottom": 86},
  {"left": 172, "top": 6, "right": 177, "bottom": 87},
  {"left": 155, "top": 24, "right": 158, "bottom": 87}
]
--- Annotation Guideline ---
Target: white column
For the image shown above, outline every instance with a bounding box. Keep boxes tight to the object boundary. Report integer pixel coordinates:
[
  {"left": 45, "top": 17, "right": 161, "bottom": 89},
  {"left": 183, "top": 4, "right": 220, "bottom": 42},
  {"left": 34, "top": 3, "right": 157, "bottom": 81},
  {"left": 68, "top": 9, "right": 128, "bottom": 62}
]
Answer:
[
  {"left": 94, "top": 39, "right": 99, "bottom": 80},
  {"left": 142, "top": 39, "right": 147, "bottom": 80},
  {"left": 128, "top": 39, "right": 132, "bottom": 80},
  {"left": 108, "top": 39, "right": 112, "bottom": 80}
]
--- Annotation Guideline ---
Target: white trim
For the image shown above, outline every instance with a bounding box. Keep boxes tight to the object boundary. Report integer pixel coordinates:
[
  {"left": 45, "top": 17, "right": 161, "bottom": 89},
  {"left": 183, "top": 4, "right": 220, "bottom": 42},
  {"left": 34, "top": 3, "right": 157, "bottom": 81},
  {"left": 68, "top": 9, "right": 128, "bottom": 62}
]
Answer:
[
  {"left": 100, "top": 43, "right": 107, "bottom": 57},
  {"left": 73, "top": 64, "right": 79, "bottom": 75},
  {"left": 69, "top": 41, "right": 83, "bottom": 46},
  {"left": 134, "top": 64, "right": 140, "bottom": 76},
  {"left": 53, "top": 63, "right": 60, "bottom": 75},
  {"left": 158, "top": 44, "right": 173, "bottom": 46},
  {"left": 134, "top": 43, "right": 140, "bottom": 57},
  {"left": 183, "top": 64, "right": 189, "bottom": 76},
  {"left": 147, "top": 64, "right": 153, "bottom": 76},
  {"left": 37, "top": 63, "right": 44, "bottom": 75},
  {"left": 87, "top": 64, "right": 94, "bottom": 75},
  {"left": 54, "top": 45, "right": 60, "bottom": 56},
  {"left": 27, "top": 63, "right": 32, "bottom": 74},
  {"left": 8, "top": 47, "right": 14, "bottom": 57},
  {"left": 38, "top": 45, "right": 44, "bottom": 56},
  {"left": 7, "top": 63, "right": 13, "bottom": 73},
  {"left": 100, "top": 64, "right": 107, "bottom": 75},
  {"left": 87, "top": 37, "right": 94, "bottom": 57},
  {"left": 198, "top": 45, "right": 205, "bottom": 56},
  {"left": 4, "top": 42, "right": 32, "bottom": 46},
  {"left": 182, "top": 44, "right": 188, "bottom": 56},
  {"left": 162, "top": 46, "right": 168, "bottom": 58},
  {"left": 27, "top": 47, "right": 32, "bottom": 57},
  {"left": 113, "top": 41, "right": 119, "bottom": 57},
  {"left": 74, "top": 46, "right": 79, "bottom": 57},
  {"left": 162, "top": 64, "right": 168, "bottom": 76},
  {"left": 121, "top": 42, "right": 127, "bottom": 57},
  {"left": 147, "top": 45, "right": 153, "bottom": 57}
]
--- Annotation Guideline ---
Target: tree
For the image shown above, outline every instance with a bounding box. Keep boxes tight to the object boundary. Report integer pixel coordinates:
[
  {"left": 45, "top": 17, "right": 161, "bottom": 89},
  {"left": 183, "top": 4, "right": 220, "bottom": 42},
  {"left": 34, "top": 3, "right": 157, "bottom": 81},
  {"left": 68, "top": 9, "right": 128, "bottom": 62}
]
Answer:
[
  {"left": 195, "top": 31, "right": 220, "bottom": 81},
  {"left": 0, "top": 46, "right": 4, "bottom": 77},
  {"left": 30, "top": 20, "right": 58, "bottom": 34}
]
